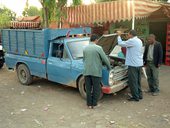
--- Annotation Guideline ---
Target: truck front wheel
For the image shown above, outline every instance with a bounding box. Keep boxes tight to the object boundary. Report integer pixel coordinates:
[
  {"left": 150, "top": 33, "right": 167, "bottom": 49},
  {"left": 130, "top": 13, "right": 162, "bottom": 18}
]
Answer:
[
  {"left": 17, "top": 64, "right": 33, "bottom": 85},
  {"left": 0, "top": 61, "right": 4, "bottom": 69},
  {"left": 78, "top": 76, "right": 103, "bottom": 99}
]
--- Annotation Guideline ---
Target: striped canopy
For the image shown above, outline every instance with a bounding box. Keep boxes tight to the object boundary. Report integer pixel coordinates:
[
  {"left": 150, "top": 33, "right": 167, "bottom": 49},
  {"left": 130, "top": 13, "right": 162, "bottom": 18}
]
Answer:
[{"left": 64, "top": 0, "right": 170, "bottom": 25}]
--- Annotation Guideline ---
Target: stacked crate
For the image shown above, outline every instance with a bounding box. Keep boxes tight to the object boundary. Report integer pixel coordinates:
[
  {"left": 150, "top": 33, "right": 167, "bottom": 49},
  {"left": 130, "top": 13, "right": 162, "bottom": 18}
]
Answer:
[{"left": 165, "top": 23, "right": 170, "bottom": 66}]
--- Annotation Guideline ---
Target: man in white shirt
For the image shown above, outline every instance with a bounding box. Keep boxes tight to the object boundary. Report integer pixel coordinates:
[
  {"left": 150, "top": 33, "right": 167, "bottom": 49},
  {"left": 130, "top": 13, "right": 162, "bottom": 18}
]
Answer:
[{"left": 117, "top": 30, "right": 143, "bottom": 102}]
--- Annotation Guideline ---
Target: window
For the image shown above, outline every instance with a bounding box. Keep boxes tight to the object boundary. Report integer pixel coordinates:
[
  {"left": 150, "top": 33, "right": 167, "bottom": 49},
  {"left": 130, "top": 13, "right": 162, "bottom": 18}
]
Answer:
[
  {"left": 67, "top": 40, "right": 89, "bottom": 59},
  {"left": 52, "top": 43, "right": 69, "bottom": 59}
]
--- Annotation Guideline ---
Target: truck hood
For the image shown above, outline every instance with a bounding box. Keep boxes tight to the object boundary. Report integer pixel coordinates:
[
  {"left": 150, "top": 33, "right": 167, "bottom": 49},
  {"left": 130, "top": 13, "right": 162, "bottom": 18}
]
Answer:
[{"left": 97, "top": 34, "right": 118, "bottom": 55}]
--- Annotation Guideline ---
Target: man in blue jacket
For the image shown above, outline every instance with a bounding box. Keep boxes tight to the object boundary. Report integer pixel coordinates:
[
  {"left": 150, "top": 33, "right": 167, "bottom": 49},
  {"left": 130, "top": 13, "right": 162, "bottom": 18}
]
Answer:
[
  {"left": 143, "top": 34, "right": 163, "bottom": 96},
  {"left": 117, "top": 30, "right": 143, "bottom": 102}
]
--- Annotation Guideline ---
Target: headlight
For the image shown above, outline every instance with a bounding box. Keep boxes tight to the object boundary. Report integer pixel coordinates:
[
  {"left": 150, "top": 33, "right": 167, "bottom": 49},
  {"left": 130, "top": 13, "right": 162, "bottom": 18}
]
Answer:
[
  {"left": 109, "top": 72, "right": 114, "bottom": 85},
  {"left": 109, "top": 73, "right": 114, "bottom": 79},
  {"left": 109, "top": 79, "right": 114, "bottom": 85}
]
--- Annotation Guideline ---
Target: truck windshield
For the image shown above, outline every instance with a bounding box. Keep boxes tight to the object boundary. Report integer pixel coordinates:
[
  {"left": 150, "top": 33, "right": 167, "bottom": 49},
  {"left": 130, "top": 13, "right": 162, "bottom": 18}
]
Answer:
[{"left": 68, "top": 40, "right": 89, "bottom": 59}]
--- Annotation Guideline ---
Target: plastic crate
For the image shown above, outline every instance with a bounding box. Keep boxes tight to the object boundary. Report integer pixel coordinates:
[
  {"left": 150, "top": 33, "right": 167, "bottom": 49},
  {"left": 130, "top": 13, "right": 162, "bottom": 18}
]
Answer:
[{"left": 165, "top": 23, "right": 170, "bottom": 66}]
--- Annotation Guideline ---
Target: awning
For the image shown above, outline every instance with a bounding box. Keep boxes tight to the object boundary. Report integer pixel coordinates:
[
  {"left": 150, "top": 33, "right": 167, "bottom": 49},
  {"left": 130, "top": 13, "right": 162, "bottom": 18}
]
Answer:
[{"left": 64, "top": 0, "right": 170, "bottom": 25}]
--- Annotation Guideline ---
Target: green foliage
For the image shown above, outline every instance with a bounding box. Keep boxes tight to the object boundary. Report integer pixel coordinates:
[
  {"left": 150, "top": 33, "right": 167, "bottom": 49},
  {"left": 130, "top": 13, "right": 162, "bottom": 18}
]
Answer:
[
  {"left": 23, "top": 6, "right": 41, "bottom": 16},
  {"left": 95, "top": 0, "right": 116, "bottom": 2},
  {"left": 39, "top": 0, "right": 67, "bottom": 28},
  {"left": 72, "top": 0, "right": 82, "bottom": 6},
  {"left": 22, "top": 0, "right": 29, "bottom": 16},
  {"left": 39, "top": 0, "right": 82, "bottom": 28},
  {"left": 0, "top": 7, "right": 16, "bottom": 28}
]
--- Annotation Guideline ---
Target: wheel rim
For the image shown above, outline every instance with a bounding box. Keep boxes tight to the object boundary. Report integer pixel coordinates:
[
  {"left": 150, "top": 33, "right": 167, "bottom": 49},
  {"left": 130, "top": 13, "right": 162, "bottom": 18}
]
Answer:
[{"left": 19, "top": 69, "right": 27, "bottom": 82}]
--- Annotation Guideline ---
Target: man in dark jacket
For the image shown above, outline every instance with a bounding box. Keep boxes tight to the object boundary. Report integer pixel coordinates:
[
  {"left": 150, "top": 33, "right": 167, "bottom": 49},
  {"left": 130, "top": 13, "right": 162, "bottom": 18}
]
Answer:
[
  {"left": 143, "top": 34, "right": 163, "bottom": 96},
  {"left": 83, "top": 34, "right": 111, "bottom": 109}
]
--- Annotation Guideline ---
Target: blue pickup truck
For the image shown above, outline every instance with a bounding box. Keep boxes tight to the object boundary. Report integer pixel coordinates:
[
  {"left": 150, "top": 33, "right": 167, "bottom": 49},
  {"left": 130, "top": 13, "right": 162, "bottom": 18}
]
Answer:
[{"left": 1, "top": 27, "right": 128, "bottom": 98}]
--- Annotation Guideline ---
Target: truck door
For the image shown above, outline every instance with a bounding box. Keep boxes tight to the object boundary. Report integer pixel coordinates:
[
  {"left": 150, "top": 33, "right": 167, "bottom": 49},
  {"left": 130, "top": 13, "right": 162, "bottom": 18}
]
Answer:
[{"left": 47, "top": 43, "right": 72, "bottom": 85}]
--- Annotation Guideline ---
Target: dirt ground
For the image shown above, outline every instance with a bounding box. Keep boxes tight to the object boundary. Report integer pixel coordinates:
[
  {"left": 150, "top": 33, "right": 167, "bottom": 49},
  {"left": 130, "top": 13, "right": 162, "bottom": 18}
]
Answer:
[{"left": 0, "top": 65, "right": 170, "bottom": 128}]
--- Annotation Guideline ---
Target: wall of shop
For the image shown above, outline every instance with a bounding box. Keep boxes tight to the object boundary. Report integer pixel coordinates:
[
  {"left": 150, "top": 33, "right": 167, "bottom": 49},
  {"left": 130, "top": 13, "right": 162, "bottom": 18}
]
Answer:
[{"left": 109, "top": 19, "right": 149, "bottom": 43}]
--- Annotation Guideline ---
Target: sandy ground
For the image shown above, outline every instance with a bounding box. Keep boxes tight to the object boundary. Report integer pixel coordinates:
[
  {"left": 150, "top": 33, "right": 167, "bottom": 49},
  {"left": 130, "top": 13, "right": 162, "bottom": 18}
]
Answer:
[{"left": 0, "top": 65, "right": 170, "bottom": 128}]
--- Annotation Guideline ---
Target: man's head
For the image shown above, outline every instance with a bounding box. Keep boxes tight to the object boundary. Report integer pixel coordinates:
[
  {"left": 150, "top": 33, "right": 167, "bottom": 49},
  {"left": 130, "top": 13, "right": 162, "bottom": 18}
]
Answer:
[
  {"left": 147, "top": 34, "right": 156, "bottom": 44},
  {"left": 127, "top": 30, "right": 137, "bottom": 39},
  {"left": 90, "top": 34, "right": 99, "bottom": 44}
]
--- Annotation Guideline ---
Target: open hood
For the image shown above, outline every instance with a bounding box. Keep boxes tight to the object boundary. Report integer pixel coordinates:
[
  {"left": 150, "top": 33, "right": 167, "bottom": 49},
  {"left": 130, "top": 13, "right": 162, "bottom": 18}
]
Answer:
[{"left": 97, "top": 34, "right": 118, "bottom": 55}]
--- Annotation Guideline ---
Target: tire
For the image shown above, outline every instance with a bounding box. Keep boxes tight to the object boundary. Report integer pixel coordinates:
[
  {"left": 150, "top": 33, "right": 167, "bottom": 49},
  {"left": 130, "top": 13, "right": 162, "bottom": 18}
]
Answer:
[
  {"left": 78, "top": 76, "right": 103, "bottom": 99},
  {"left": 0, "top": 61, "right": 3, "bottom": 69},
  {"left": 17, "top": 64, "right": 33, "bottom": 85}
]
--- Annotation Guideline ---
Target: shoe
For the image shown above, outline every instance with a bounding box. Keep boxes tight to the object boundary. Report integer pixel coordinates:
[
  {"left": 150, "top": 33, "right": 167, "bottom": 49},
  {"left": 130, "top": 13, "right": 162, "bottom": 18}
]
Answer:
[
  {"left": 127, "top": 97, "right": 139, "bottom": 102},
  {"left": 87, "top": 106, "right": 93, "bottom": 109},
  {"left": 152, "top": 92, "right": 159, "bottom": 96},
  {"left": 139, "top": 96, "right": 143, "bottom": 100},
  {"left": 145, "top": 89, "right": 152, "bottom": 93},
  {"left": 93, "top": 104, "right": 101, "bottom": 109}
]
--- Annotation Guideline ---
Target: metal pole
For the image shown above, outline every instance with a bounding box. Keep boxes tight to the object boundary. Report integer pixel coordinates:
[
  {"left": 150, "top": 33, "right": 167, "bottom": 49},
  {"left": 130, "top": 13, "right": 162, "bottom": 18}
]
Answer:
[{"left": 132, "top": 0, "right": 135, "bottom": 30}]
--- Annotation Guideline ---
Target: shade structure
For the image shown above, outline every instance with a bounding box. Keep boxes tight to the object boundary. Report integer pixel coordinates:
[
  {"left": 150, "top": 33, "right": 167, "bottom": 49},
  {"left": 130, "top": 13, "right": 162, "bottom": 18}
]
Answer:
[{"left": 64, "top": 0, "right": 170, "bottom": 25}]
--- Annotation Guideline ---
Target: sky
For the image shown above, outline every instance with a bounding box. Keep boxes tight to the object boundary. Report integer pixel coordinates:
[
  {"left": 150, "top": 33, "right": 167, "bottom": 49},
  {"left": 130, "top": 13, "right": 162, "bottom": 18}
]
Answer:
[
  {"left": 0, "top": 0, "right": 95, "bottom": 16},
  {"left": 0, "top": 0, "right": 42, "bottom": 16}
]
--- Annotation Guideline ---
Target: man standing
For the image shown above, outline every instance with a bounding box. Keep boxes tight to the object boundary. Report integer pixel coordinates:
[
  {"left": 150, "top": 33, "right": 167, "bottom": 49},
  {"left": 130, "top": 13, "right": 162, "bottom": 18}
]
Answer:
[
  {"left": 83, "top": 34, "right": 111, "bottom": 109},
  {"left": 143, "top": 34, "right": 163, "bottom": 96},
  {"left": 117, "top": 30, "right": 143, "bottom": 102}
]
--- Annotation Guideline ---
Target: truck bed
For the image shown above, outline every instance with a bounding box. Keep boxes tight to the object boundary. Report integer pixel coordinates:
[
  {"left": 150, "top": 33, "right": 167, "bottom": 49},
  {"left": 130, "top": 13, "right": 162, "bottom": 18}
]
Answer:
[{"left": 1, "top": 29, "right": 49, "bottom": 58}]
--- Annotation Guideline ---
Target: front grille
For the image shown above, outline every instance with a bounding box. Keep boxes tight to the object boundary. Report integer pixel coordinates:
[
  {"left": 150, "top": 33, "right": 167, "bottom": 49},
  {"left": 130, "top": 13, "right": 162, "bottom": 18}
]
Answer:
[{"left": 111, "top": 65, "right": 128, "bottom": 84}]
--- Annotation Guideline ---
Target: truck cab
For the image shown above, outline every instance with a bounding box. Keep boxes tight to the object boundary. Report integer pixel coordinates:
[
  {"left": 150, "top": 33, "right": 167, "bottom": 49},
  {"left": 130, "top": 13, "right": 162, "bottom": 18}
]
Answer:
[
  {"left": 2, "top": 27, "right": 128, "bottom": 99},
  {"left": 46, "top": 33, "right": 128, "bottom": 98}
]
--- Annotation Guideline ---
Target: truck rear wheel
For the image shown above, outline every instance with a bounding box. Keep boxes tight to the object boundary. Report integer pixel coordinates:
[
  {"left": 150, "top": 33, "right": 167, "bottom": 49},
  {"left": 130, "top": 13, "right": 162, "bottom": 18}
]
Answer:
[
  {"left": 78, "top": 76, "right": 103, "bottom": 99},
  {"left": 17, "top": 64, "right": 33, "bottom": 85}
]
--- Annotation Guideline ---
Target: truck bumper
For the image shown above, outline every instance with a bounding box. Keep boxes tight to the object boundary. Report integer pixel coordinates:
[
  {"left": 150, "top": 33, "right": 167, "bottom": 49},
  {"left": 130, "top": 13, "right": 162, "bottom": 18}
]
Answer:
[{"left": 102, "top": 79, "right": 128, "bottom": 94}]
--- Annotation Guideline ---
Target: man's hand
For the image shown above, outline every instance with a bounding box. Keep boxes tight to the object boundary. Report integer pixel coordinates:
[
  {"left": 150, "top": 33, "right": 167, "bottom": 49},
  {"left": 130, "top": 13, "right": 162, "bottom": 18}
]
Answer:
[{"left": 117, "top": 31, "right": 122, "bottom": 36}]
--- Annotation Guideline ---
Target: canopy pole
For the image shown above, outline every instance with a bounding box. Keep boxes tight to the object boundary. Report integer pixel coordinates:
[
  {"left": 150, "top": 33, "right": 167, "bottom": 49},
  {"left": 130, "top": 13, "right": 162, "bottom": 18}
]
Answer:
[{"left": 132, "top": 0, "right": 135, "bottom": 30}]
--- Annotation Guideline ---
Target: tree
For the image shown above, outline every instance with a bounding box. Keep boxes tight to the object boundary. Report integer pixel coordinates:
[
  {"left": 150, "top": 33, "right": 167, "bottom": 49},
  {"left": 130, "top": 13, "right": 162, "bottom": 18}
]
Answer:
[
  {"left": 0, "top": 7, "right": 16, "bottom": 28},
  {"left": 39, "top": 0, "right": 82, "bottom": 28},
  {"left": 22, "top": 0, "right": 29, "bottom": 16},
  {"left": 72, "top": 0, "right": 82, "bottom": 6},
  {"left": 22, "top": 0, "right": 41, "bottom": 17},
  {"left": 39, "top": 0, "right": 58, "bottom": 28},
  {"left": 23, "top": 6, "right": 41, "bottom": 16},
  {"left": 95, "top": 0, "right": 116, "bottom": 2}
]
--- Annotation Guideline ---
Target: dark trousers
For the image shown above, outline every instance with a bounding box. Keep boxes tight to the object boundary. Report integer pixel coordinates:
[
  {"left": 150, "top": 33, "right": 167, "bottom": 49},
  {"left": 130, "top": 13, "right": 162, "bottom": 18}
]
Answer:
[
  {"left": 85, "top": 76, "right": 101, "bottom": 106},
  {"left": 146, "top": 62, "right": 159, "bottom": 92},
  {"left": 128, "top": 66, "right": 142, "bottom": 100}
]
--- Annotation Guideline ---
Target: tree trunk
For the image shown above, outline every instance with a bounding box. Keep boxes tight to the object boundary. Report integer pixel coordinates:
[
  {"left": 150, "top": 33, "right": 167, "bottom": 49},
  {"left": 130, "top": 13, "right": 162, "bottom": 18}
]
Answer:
[{"left": 43, "top": 7, "right": 48, "bottom": 28}]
